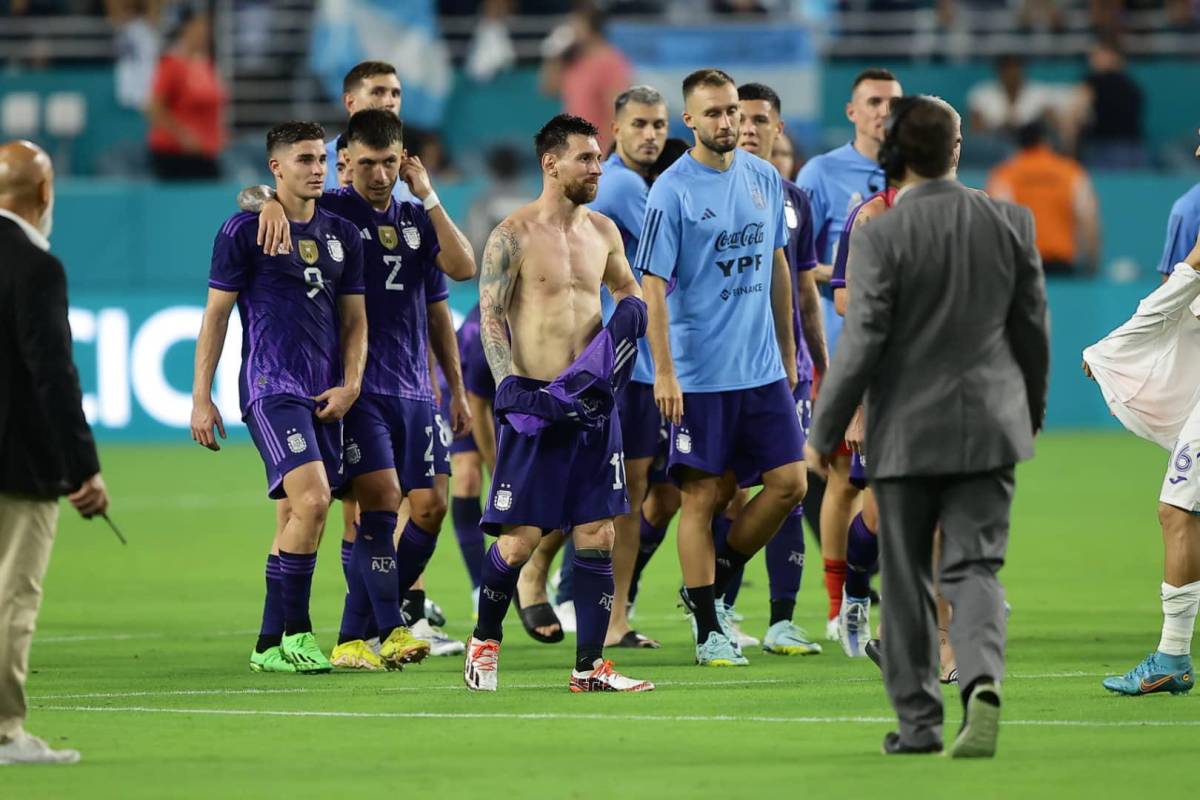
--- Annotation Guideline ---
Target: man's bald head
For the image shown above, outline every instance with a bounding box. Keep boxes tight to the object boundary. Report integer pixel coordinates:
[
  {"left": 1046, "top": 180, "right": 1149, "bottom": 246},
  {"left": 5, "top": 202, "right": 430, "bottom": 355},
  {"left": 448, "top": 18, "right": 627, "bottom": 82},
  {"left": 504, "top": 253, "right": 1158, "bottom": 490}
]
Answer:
[{"left": 0, "top": 140, "right": 54, "bottom": 237}]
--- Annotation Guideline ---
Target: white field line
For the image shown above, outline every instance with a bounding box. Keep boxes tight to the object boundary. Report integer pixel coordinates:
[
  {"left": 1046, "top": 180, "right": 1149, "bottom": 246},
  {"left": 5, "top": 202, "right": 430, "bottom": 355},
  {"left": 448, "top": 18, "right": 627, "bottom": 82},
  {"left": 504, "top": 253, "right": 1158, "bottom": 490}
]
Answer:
[
  {"left": 27, "top": 672, "right": 1106, "bottom": 702},
  {"left": 28, "top": 704, "right": 1200, "bottom": 728}
]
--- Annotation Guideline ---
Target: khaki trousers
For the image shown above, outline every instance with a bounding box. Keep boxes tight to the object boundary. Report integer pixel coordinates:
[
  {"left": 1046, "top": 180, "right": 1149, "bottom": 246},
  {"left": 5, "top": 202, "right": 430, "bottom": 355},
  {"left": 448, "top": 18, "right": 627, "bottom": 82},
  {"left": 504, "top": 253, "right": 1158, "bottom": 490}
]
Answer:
[{"left": 0, "top": 493, "right": 58, "bottom": 739}]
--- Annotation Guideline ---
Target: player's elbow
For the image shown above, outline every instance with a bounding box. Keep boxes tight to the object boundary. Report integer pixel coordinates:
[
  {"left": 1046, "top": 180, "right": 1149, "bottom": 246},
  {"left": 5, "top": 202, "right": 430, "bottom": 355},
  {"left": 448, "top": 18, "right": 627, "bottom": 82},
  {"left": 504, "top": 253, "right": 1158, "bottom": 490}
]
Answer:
[{"left": 444, "top": 255, "right": 476, "bottom": 281}]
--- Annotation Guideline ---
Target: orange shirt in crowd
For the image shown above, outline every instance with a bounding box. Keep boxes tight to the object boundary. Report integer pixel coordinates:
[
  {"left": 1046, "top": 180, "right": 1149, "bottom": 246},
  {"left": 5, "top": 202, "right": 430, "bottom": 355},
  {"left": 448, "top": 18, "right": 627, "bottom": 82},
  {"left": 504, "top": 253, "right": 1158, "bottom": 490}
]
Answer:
[
  {"left": 147, "top": 53, "right": 227, "bottom": 158},
  {"left": 987, "top": 144, "right": 1088, "bottom": 264},
  {"left": 560, "top": 44, "right": 632, "bottom": 153}
]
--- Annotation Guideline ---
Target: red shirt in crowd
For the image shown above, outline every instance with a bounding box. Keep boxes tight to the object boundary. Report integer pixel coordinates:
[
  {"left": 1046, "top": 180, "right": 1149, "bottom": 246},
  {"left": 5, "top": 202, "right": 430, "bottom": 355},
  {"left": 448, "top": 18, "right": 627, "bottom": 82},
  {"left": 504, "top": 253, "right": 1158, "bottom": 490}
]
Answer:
[
  {"left": 147, "top": 52, "right": 227, "bottom": 158},
  {"left": 560, "top": 45, "right": 631, "bottom": 153}
]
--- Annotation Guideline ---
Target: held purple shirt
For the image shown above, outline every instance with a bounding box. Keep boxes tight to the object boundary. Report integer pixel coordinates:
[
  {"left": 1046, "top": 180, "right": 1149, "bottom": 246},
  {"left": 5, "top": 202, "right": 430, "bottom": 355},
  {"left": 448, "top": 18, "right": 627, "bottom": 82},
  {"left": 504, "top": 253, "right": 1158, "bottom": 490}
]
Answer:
[
  {"left": 209, "top": 208, "right": 365, "bottom": 414},
  {"left": 318, "top": 186, "right": 447, "bottom": 403},
  {"left": 783, "top": 178, "right": 817, "bottom": 383}
]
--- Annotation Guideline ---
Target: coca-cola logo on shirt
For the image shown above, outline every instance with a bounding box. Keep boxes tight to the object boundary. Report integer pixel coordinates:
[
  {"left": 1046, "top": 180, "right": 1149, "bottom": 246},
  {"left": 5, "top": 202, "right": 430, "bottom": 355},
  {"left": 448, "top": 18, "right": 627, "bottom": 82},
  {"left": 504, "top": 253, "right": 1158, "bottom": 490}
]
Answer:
[{"left": 714, "top": 222, "right": 765, "bottom": 252}]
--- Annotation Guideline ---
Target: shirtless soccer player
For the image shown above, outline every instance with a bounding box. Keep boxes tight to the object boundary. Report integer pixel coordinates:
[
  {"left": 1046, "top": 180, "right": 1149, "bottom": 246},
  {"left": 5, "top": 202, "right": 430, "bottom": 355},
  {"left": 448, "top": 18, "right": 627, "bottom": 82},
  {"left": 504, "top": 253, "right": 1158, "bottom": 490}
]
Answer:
[
  {"left": 463, "top": 114, "right": 654, "bottom": 693},
  {"left": 639, "top": 68, "right": 807, "bottom": 667}
]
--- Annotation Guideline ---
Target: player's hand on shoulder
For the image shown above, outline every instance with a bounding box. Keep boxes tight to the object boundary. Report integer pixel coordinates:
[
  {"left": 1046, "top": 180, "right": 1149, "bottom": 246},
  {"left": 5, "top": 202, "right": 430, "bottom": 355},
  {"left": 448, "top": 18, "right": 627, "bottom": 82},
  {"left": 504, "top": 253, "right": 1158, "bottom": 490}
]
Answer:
[
  {"left": 654, "top": 370, "right": 684, "bottom": 426},
  {"left": 68, "top": 472, "right": 109, "bottom": 519},
  {"left": 313, "top": 385, "right": 359, "bottom": 421},
  {"left": 256, "top": 199, "right": 291, "bottom": 256},
  {"left": 450, "top": 390, "right": 472, "bottom": 437},
  {"left": 399, "top": 153, "right": 434, "bottom": 200},
  {"left": 190, "top": 398, "right": 226, "bottom": 451}
]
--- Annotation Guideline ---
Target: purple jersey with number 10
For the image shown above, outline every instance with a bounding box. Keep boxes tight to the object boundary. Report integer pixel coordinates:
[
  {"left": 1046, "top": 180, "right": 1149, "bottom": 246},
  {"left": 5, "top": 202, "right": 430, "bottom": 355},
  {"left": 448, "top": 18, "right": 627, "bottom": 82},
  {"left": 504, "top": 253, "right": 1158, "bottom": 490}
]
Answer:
[
  {"left": 319, "top": 186, "right": 447, "bottom": 402},
  {"left": 209, "top": 208, "right": 365, "bottom": 413}
]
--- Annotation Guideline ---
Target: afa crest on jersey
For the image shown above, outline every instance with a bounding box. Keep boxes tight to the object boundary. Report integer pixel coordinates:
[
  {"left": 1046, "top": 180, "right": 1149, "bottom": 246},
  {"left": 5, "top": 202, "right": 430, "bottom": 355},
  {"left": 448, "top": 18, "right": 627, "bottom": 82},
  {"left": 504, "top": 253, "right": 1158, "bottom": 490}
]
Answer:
[
  {"left": 326, "top": 237, "right": 344, "bottom": 262},
  {"left": 675, "top": 431, "right": 693, "bottom": 454},
  {"left": 750, "top": 185, "right": 767, "bottom": 210},
  {"left": 298, "top": 239, "right": 319, "bottom": 265},
  {"left": 345, "top": 441, "right": 361, "bottom": 465},
  {"left": 402, "top": 225, "right": 421, "bottom": 250},
  {"left": 378, "top": 225, "right": 398, "bottom": 250}
]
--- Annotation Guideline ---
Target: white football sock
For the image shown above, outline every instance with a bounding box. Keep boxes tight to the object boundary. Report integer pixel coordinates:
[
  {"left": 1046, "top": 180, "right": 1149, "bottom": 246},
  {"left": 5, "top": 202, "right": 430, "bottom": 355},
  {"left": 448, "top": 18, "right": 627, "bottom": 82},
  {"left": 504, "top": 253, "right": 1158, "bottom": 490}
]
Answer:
[{"left": 1157, "top": 580, "right": 1200, "bottom": 656}]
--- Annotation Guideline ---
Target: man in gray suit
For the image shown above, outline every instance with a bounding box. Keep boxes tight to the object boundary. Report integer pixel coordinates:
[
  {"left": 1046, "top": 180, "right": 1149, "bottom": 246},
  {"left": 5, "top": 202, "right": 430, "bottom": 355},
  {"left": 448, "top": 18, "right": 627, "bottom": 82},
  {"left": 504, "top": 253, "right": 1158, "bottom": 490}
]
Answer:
[{"left": 809, "top": 96, "right": 1049, "bottom": 758}]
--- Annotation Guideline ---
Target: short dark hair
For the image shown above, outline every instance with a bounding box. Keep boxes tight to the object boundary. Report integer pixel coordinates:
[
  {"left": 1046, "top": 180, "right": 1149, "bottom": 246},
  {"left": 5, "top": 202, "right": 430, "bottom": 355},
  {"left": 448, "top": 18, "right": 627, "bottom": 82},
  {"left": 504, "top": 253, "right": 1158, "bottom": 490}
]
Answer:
[
  {"left": 1016, "top": 119, "right": 1047, "bottom": 149},
  {"left": 342, "top": 61, "right": 397, "bottom": 94},
  {"left": 682, "top": 68, "right": 735, "bottom": 100},
  {"left": 534, "top": 114, "right": 599, "bottom": 159},
  {"left": 738, "top": 82, "right": 781, "bottom": 115},
  {"left": 851, "top": 67, "right": 899, "bottom": 93},
  {"left": 335, "top": 133, "right": 348, "bottom": 151},
  {"left": 345, "top": 109, "right": 404, "bottom": 150},
  {"left": 266, "top": 121, "right": 326, "bottom": 155},
  {"left": 892, "top": 97, "right": 957, "bottom": 178}
]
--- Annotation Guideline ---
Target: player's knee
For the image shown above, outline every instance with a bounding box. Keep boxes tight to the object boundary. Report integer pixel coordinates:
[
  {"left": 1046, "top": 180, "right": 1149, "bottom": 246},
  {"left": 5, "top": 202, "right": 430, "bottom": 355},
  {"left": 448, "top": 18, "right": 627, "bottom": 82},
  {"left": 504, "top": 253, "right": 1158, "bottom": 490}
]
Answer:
[
  {"left": 767, "top": 468, "right": 807, "bottom": 508},
  {"left": 291, "top": 489, "right": 331, "bottom": 526},
  {"left": 451, "top": 456, "right": 482, "bottom": 496},
  {"left": 498, "top": 533, "right": 537, "bottom": 565},
  {"left": 1158, "top": 501, "right": 1194, "bottom": 536},
  {"left": 576, "top": 521, "right": 616, "bottom": 551},
  {"left": 412, "top": 495, "right": 448, "bottom": 532}
]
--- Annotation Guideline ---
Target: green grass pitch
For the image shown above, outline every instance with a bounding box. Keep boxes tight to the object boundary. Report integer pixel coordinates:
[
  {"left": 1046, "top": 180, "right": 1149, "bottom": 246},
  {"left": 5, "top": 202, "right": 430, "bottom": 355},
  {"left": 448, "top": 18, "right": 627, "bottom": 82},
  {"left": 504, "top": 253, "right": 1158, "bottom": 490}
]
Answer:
[{"left": 9, "top": 432, "right": 1197, "bottom": 798}]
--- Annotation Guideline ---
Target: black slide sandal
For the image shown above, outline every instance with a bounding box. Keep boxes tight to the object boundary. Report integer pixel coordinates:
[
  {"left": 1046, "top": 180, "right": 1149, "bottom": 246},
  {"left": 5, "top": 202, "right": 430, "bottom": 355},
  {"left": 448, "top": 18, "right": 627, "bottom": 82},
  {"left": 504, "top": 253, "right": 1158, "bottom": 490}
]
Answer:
[{"left": 515, "top": 592, "right": 564, "bottom": 644}]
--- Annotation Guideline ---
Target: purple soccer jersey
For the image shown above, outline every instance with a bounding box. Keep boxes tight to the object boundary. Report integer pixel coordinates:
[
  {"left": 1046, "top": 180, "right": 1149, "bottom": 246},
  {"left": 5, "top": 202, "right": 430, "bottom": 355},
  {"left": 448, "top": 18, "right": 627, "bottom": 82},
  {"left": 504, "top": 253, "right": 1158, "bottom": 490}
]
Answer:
[
  {"left": 830, "top": 187, "right": 897, "bottom": 291},
  {"left": 439, "top": 305, "right": 483, "bottom": 454},
  {"left": 209, "top": 208, "right": 365, "bottom": 413},
  {"left": 318, "top": 186, "right": 447, "bottom": 402},
  {"left": 783, "top": 179, "right": 818, "bottom": 384}
]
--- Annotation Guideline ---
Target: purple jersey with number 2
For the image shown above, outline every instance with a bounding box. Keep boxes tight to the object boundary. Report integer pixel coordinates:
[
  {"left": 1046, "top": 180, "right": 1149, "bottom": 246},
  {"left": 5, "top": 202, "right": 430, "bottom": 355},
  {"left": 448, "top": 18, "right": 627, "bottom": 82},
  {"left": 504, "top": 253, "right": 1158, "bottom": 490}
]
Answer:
[{"left": 319, "top": 186, "right": 447, "bottom": 403}]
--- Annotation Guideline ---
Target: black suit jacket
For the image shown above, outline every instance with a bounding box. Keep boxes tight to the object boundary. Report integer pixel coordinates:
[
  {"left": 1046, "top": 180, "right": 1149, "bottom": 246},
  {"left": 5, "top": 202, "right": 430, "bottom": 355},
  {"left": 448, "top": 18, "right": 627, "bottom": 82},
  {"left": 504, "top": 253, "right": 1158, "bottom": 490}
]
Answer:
[{"left": 0, "top": 215, "right": 99, "bottom": 497}]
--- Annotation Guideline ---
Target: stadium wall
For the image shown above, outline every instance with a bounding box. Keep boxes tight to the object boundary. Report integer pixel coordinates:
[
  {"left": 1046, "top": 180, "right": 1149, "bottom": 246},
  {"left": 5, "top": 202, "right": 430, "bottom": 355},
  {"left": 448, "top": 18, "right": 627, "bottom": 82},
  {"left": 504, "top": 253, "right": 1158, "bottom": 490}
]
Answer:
[{"left": 54, "top": 173, "right": 1193, "bottom": 440}]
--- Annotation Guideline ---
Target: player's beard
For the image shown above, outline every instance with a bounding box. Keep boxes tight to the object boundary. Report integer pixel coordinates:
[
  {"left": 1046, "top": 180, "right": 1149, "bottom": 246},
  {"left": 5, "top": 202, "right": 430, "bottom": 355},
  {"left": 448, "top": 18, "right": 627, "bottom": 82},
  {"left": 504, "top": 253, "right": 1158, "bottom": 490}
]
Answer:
[
  {"left": 699, "top": 130, "right": 737, "bottom": 155},
  {"left": 563, "top": 179, "right": 598, "bottom": 206}
]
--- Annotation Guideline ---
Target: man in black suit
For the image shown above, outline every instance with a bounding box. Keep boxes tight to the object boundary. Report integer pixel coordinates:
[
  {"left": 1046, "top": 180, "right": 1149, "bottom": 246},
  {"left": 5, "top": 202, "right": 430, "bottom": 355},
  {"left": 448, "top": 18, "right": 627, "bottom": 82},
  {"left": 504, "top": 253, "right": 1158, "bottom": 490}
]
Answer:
[{"left": 0, "top": 140, "right": 109, "bottom": 766}]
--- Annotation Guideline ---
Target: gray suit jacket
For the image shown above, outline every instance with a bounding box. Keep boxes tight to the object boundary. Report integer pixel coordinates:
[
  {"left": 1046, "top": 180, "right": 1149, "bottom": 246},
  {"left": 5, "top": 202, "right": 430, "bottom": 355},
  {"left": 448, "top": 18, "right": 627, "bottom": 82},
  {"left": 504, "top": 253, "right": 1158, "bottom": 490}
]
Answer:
[{"left": 809, "top": 179, "right": 1049, "bottom": 479}]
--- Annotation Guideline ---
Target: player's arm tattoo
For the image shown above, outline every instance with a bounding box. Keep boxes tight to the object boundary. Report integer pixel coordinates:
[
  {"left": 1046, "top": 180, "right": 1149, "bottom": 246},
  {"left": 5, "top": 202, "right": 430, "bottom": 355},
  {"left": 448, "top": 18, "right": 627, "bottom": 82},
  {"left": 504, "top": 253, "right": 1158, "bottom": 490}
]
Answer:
[
  {"left": 479, "top": 223, "right": 520, "bottom": 384},
  {"left": 236, "top": 185, "right": 275, "bottom": 213}
]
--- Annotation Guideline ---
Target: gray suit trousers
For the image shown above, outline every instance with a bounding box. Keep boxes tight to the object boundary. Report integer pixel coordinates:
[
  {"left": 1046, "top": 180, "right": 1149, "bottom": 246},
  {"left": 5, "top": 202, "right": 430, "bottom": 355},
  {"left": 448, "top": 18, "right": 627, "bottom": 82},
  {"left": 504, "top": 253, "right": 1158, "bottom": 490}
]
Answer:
[{"left": 872, "top": 466, "right": 1014, "bottom": 747}]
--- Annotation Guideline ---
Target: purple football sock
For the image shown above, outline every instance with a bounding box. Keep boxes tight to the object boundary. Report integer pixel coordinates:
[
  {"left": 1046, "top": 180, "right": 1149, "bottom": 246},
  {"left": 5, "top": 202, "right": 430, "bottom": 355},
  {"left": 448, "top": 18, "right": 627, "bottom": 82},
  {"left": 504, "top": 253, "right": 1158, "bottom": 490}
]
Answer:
[
  {"left": 278, "top": 550, "right": 317, "bottom": 635},
  {"left": 766, "top": 508, "right": 805, "bottom": 623},
  {"left": 845, "top": 512, "right": 878, "bottom": 600},
  {"left": 572, "top": 549, "right": 615, "bottom": 672},
  {"left": 394, "top": 520, "right": 438, "bottom": 597},
  {"left": 255, "top": 554, "right": 284, "bottom": 652},
  {"left": 630, "top": 514, "right": 668, "bottom": 604},
  {"left": 452, "top": 496, "right": 486, "bottom": 589},
  {"left": 355, "top": 510, "right": 403, "bottom": 637},
  {"left": 473, "top": 544, "right": 522, "bottom": 642}
]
